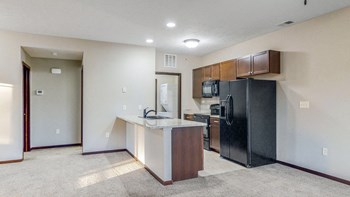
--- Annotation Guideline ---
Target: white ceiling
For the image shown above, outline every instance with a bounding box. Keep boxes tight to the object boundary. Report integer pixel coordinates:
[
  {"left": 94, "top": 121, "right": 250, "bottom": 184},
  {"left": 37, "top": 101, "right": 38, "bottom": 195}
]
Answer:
[
  {"left": 23, "top": 47, "right": 83, "bottom": 60},
  {"left": 1, "top": 0, "right": 350, "bottom": 56}
]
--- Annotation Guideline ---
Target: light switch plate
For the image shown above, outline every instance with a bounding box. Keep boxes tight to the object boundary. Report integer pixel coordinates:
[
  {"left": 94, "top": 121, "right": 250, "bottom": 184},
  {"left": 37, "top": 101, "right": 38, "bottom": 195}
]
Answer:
[
  {"left": 138, "top": 105, "right": 142, "bottom": 110},
  {"left": 299, "top": 101, "right": 310, "bottom": 109},
  {"left": 56, "top": 129, "right": 60, "bottom": 134},
  {"left": 105, "top": 132, "right": 110, "bottom": 138},
  {"left": 122, "top": 105, "right": 127, "bottom": 111}
]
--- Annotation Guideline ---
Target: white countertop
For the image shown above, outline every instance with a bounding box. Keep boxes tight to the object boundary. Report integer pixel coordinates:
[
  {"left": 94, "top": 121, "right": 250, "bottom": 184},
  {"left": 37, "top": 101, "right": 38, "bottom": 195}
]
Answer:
[{"left": 117, "top": 115, "right": 206, "bottom": 129}]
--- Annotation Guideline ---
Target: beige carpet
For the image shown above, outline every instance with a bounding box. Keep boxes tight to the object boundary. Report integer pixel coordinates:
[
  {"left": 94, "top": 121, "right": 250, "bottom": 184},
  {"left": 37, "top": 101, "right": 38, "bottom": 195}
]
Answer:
[{"left": 0, "top": 147, "right": 349, "bottom": 197}]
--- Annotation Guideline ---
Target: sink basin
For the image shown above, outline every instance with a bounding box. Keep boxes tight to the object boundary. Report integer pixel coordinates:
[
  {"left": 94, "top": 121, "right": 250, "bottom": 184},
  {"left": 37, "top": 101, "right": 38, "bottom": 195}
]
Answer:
[{"left": 145, "top": 115, "right": 171, "bottom": 120}]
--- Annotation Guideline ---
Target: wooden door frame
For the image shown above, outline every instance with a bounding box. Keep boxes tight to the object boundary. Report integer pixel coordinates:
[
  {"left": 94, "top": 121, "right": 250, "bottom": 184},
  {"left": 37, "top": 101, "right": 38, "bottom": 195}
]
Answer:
[
  {"left": 23, "top": 62, "right": 31, "bottom": 152},
  {"left": 81, "top": 66, "right": 84, "bottom": 147},
  {"left": 155, "top": 72, "right": 182, "bottom": 119}
]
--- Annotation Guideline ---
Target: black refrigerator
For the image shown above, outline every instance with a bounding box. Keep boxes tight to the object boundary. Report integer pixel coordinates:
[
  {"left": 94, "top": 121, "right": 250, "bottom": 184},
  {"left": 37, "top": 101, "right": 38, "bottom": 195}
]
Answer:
[{"left": 219, "top": 78, "right": 276, "bottom": 167}]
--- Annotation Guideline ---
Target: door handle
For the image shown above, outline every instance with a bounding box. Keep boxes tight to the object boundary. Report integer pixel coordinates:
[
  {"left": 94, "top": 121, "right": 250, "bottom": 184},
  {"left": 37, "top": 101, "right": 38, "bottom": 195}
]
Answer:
[
  {"left": 228, "top": 95, "right": 234, "bottom": 126},
  {"left": 225, "top": 95, "right": 230, "bottom": 125}
]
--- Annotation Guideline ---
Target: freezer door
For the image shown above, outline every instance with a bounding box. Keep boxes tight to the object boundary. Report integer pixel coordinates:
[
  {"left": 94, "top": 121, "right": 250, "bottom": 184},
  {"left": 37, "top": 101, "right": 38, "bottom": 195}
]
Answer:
[
  {"left": 228, "top": 80, "right": 248, "bottom": 166},
  {"left": 219, "top": 81, "right": 230, "bottom": 158}
]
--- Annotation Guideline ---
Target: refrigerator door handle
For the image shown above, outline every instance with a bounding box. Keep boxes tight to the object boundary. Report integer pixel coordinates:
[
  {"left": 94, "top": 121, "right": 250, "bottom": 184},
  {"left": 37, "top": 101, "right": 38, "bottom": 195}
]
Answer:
[
  {"left": 228, "top": 95, "right": 234, "bottom": 125},
  {"left": 225, "top": 95, "right": 230, "bottom": 125}
]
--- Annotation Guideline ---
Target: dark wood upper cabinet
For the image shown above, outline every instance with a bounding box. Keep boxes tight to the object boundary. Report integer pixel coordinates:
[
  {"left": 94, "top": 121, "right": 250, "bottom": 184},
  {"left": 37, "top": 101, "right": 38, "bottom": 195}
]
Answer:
[
  {"left": 252, "top": 51, "right": 269, "bottom": 75},
  {"left": 220, "top": 60, "right": 236, "bottom": 81},
  {"left": 211, "top": 63, "right": 220, "bottom": 80},
  {"left": 192, "top": 68, "right": 203, "bottom": 98},
  {"left": 192, "top": 50, "right": 280, "bottom": 99},
  {"left": 203, "top": 66, "right": 212, "bottom": 81},
  {"left": 237, "top": 55, "right": 252, "bottom": 77},
  {"left": 252, "top": 50, "right": 280, "bottom": 75},
  {"left": 237, "top": 50, "right": 280, "bottom": 77}
]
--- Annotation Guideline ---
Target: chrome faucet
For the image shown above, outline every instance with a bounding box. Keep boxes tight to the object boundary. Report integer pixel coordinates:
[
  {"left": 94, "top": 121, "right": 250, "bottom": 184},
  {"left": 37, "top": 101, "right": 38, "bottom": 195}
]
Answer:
[{"left": 143, "top": 107, "right": 156, "bottom": 118}]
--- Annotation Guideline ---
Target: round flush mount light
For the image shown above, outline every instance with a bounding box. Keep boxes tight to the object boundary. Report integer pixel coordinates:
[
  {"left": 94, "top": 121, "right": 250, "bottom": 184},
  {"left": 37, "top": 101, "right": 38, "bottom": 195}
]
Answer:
[
  {"left": 184, "top": 39, "right": 200, "bottom": 48},
  {"left": 146, "top": 39, "right": 154, "bottom": 43},
  {"left": 52, "top": 52, "right": 58, "bottom": 56},
  {"left": 166, "top": 22, "right": 176, "bottom": 28}
]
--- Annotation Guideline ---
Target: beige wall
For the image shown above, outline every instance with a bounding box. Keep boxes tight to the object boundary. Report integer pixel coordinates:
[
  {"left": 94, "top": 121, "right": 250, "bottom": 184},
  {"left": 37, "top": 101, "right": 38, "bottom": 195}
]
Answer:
[
  {"left": 30, "top": 58, "right": 82, "bottom": 147},
  {"left": 202, "top": 7, "right": 350, "bottom": 180},
  {"left": 155, "top": 51, "right": 202, "bottom": 117},
  {"left": 0, "top": 30, "right": 155, "bottom": 161}
]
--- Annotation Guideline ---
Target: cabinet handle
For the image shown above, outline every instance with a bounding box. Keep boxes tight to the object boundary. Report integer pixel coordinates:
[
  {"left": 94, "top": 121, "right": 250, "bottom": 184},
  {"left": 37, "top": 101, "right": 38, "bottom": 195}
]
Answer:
[{"left": 214, "top": 121, "right": 219, "bottom": 123}]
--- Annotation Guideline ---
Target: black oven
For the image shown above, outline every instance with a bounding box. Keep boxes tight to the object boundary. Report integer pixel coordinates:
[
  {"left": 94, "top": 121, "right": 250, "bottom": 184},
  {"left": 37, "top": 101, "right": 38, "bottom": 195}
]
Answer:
[
  {"left": 193, "top": 114, "right": 210, "bottom": 150},
  {"left": 202, "top": 80, "right": 220, "bottom": 98}
]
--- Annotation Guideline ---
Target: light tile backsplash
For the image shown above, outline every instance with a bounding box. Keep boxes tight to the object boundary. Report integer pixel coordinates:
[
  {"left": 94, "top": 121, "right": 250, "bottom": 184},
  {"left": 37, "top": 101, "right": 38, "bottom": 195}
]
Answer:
[{"left": 199, "top": 97, "right": 220, "bottom": 113}]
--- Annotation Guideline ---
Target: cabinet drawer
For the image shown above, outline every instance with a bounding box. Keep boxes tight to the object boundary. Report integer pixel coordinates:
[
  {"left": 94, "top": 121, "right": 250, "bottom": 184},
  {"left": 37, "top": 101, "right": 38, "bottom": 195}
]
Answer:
[{"left": 210, "top": 118, "right": 220, "bottom": 125}]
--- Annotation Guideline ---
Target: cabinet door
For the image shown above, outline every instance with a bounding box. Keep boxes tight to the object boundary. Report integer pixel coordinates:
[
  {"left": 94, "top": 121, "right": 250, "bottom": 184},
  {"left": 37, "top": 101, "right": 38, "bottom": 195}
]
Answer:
[
  {"left": 252, "top": 51, "right": 269, "bottom": 75},
  {"left": 192, "top": 68, "right": 203, "bottom": 98},
  {"left": 220, "top": 60, "right": 236, "bottom": 81},
  {"left": 237, "top": 55, "right": 251, "bottom": 77},
  {"left": 211, "top": 64, "right": 220, "bottom": 80},
  {"left": 203, "top": 66, "right": 212, "bottom": 81},
  {"left": 210, "top": 118, "right": 220, "bottom": 152}
]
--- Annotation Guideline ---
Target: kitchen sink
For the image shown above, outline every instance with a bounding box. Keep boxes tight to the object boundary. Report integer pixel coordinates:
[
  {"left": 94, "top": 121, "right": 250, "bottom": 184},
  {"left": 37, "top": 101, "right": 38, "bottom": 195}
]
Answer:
[{"left": 144, "top": 115, "right": 171, "bottom": 120}]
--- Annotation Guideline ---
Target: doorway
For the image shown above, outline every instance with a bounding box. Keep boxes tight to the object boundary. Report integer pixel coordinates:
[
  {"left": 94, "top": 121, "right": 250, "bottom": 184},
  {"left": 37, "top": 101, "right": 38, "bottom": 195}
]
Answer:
[
  {"left": 21, "top": 47, "right": 84, "bottom": 153},
  {"left": 23, "top": 62, "right": 31, "bottom": 152},
  {"left": 155, "top": 72, "right": 181, "bottom": 119}
]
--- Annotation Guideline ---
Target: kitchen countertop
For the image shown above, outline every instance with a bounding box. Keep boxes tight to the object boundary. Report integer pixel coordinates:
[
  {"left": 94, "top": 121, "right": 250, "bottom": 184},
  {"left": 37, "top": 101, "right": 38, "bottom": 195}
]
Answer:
[{"left": 117, "top": 115, "right": 206, "bottom": 129}]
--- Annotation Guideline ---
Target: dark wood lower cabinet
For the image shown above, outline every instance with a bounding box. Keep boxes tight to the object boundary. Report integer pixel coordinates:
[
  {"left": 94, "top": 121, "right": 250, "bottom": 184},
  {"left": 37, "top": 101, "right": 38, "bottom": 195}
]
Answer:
[
  {"left": 210, "top": 118, "right": 220, "bottom": 152},
  {"left": 172, "top": 127, "right": 204, "bottom": 181}
]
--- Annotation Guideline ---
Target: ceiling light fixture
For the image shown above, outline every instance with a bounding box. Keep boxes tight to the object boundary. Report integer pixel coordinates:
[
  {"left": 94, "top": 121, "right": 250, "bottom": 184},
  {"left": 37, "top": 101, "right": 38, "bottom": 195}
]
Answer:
[
  {"left": 166, "top": 22, "right": 176, "bottom": 28},
  {"left": 52, "top": 52, "right": 58, "bottom": 56},
  {"left": 146, "top": 39, "right": 154, "bottom": 43},
  {"left": 184, "top": 39, "right": 200, "bottom": 48}
]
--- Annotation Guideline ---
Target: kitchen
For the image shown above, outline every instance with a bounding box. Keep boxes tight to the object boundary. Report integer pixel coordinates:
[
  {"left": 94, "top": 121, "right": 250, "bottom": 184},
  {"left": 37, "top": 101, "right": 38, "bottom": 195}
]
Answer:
[{"left": 0, "top": 1, "right": 350, "bottom": 196}]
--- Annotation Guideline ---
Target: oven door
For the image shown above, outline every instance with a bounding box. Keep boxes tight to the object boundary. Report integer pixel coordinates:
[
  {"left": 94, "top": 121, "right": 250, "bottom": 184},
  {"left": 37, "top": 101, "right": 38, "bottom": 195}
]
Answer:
[{"left": 202, "top": 81, "right": 213, "bottom": 98}]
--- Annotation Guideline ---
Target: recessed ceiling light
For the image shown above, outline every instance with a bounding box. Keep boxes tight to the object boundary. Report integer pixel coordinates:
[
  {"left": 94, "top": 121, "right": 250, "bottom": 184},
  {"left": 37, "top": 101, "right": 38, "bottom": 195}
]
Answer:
[
  {"left": 184, "top": 39, "right": 200, "bottom": 48},
  {"left": 166, "top": 22, "right": 176, "bottom": 28},
  {"left": 52, "top": 52, "right": 58, "bottom": 56},
  {"left": 146, "top": 39, "right": 154, "bottom": 43}
]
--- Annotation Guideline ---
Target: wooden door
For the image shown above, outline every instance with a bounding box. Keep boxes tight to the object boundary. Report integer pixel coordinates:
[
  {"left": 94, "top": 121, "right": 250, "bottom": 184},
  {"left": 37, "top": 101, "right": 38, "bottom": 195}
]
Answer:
[
  {"left": 252, "top": 51, "right": 269, "bottom": 75},
  {"left": 210, "top": 118, "right": 220, "bottom": 152},
  {"left": 192, "top": 68, "right": 203, "bottom": 98},
  {"left": 220, "top": 60, "right": 236, "bottom": 81},
  {"left": 203, "top": 66, "right": 212, "bottom": 81},
  {"left": 23, "top": 63, "right": 30, "bottom": 152},
  {"left": 211, "top": 64, "right": 220, "bottom": 80},
  {"left": 237, "top": 55, "right": 252, "bottom": 77}
]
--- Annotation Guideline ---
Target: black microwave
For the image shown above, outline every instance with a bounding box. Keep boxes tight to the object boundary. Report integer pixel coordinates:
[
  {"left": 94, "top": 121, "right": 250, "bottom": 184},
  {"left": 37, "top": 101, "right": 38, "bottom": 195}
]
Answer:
[{"left": 202, "top": 80, "right": 220, "bottom": 98}]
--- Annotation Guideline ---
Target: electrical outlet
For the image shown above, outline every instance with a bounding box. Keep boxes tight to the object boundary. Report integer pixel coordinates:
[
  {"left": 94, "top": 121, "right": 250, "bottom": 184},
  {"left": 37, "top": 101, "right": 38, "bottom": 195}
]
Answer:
[
  {"left": 56, "top": 129, "right": 60, "bottom": 134},
  {"left": 322, "top": 147, "right": 328, "bottom": 156},
  {"left": 122, "top": 87, "right": 127, "bottom": 93},
  {"left": 138, "top": 105, "right": 142, "bottom": 110},
  {"left": 106, "top": 132, "right": 110, "bottom": 138},
  {"left": 122, "top": 105, "right": 127, "bottom": 111}
]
